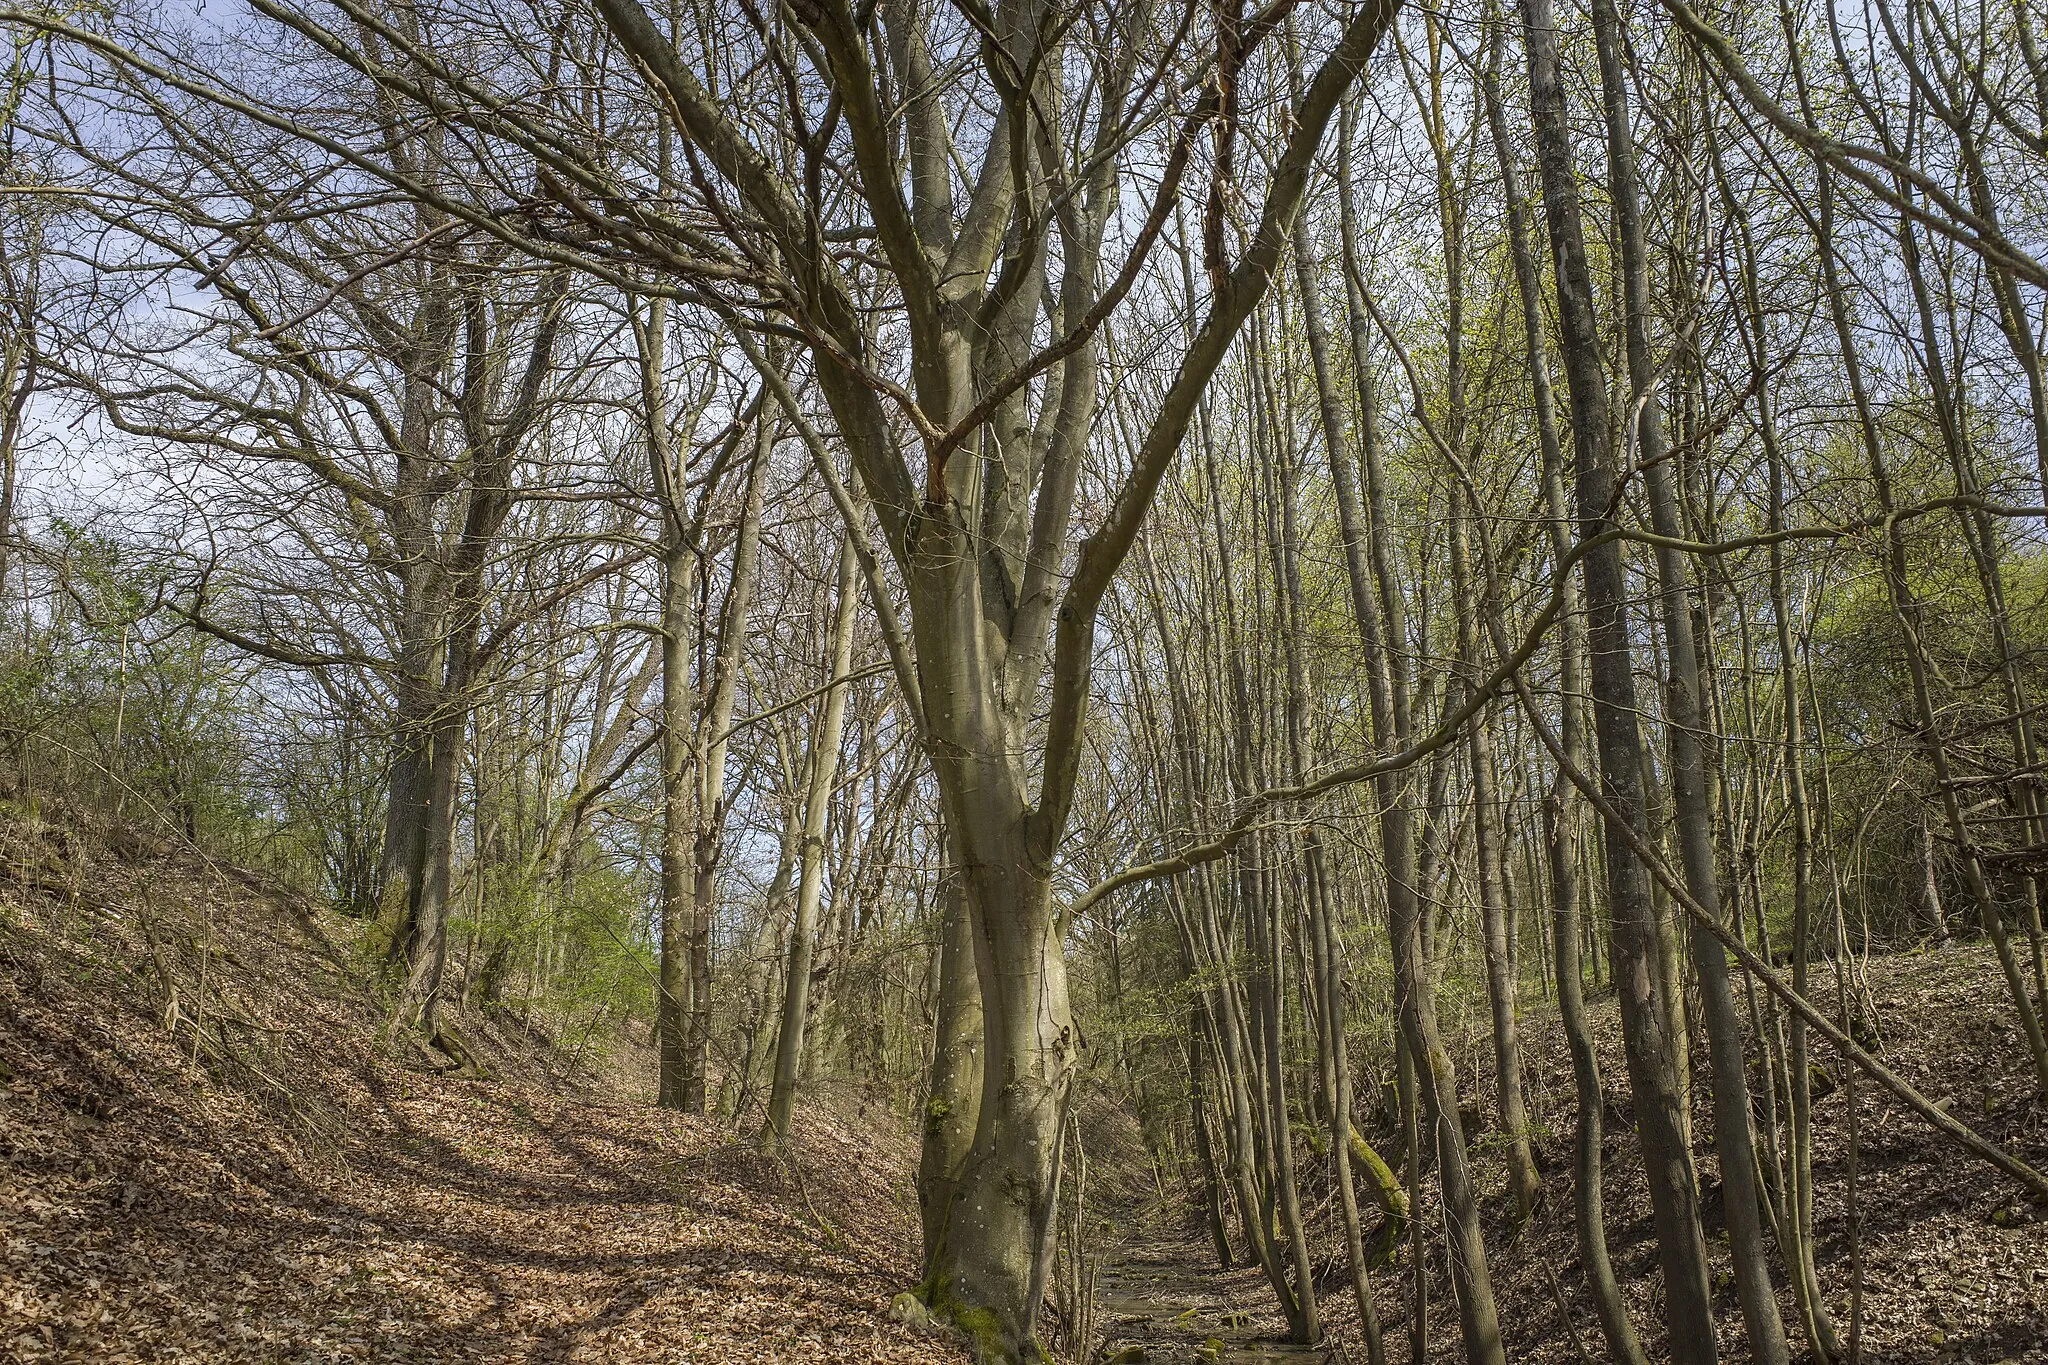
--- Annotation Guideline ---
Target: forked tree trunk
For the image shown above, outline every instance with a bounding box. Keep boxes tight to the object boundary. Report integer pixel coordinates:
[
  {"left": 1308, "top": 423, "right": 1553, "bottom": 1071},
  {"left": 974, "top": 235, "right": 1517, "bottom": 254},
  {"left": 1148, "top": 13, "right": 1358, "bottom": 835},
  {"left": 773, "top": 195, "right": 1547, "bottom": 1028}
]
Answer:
[
  {"left": 588, "top": 3, "right": 1404, "bottom": 1353},
  {"left": 395, "top": 668, "right": 466, "bottom": 1028},
  {"left": 922, "top": 811, "right": 1073, "bottom": 1358},
  {"left": 392, "top": 275, "right": 566, "bottom": 1030}
]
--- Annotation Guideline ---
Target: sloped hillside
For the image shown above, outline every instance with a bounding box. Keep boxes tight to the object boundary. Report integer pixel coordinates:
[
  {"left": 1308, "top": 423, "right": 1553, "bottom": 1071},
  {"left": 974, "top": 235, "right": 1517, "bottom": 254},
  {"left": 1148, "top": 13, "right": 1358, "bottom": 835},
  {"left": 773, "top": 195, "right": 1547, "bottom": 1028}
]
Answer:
[
  {"left": 1076, "top": 946, "right": 2048, "bottom": 1365},
  {"left": 0, "top": 794, "right": 962, "bottom": 1363}
]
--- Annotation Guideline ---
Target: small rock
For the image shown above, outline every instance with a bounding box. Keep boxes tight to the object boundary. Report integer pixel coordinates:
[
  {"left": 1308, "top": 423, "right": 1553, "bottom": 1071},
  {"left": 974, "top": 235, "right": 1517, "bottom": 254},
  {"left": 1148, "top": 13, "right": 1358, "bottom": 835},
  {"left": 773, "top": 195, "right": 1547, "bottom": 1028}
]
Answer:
[
  {"left": 1102, "top": 1346, "right": 1146, "bottom": 1364},
  {"left": 886, "top": 1291, "right": 939, "bottom": 1332}
]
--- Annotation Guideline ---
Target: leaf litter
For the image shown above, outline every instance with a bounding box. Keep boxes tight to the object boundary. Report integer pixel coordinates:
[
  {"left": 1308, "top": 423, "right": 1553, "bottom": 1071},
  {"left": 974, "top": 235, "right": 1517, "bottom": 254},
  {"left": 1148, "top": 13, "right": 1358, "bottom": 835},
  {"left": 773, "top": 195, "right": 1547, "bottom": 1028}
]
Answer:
[{"left": 0, "top": 798, "right": 966, "bottom": 1363}]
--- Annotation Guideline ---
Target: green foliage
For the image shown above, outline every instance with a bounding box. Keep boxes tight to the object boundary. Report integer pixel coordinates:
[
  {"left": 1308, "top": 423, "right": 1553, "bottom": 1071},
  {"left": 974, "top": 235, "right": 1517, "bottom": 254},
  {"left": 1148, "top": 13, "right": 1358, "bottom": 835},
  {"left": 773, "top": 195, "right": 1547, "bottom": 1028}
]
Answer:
[{"left": 3, "top": 523, "right": 265, "bottom": 849}]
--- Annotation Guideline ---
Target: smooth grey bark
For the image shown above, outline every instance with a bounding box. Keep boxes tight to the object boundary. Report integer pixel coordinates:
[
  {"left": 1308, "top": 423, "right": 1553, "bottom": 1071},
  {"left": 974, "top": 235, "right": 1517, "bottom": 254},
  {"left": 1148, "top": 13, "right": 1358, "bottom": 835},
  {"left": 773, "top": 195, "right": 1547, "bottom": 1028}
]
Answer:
[
  {"left": 372, "top": 288, "right": 461, "bottom": 965},
  {"left": 1919, "top": 816, "right": 1949, "bottom": 942},
  {"left": 918, "top": 848, "right": 984, "bottom": 1259}
]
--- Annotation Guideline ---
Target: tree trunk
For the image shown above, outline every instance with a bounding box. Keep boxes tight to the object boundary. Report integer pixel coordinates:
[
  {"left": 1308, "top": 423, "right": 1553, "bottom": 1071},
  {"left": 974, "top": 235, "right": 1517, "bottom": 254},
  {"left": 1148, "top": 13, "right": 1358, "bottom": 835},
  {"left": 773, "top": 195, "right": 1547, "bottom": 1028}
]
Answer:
[
  {"left": 1188, "top": 999, "right": 1235, "bottom": 1270},
  {"left": 1716, "top": 147, "right": 1844, "bottom": 1358},
  {"left": 394, "top": 669, "right": 466, "bottom": 1029},
  {"left": 682, "top": 415, "right": 773, "bottom": 1112},
  {"left": 1474, "top": 27, "right": 1647, "bottom": 1355},
  {"left": 1451, "top": 485, "right": 1543, "bottom": 1221},
  {"left": 1519, "top": 0, "right": 1718, "bottom": 1357},
  {"left": 920, "top": 846, "right": 984, "bottom": 1261},
  {"left": 765, "top": 534, "right": 861, "bottom": 1146},
  {"left": 644, "top": 295, "right": 701, "bottom": 1112},
  {"left": 1920, "top": 816, "right": 1949, "bottom": 943},
  {"left": 1587, "top": 4, "right": 1788, "bottom": 1355},
  {"left": 924, "top": 827, "right": 1073, "bottom": 1361},
  {"left": 1330, "top": 91, "right": 1502, "bottom": 1365}
]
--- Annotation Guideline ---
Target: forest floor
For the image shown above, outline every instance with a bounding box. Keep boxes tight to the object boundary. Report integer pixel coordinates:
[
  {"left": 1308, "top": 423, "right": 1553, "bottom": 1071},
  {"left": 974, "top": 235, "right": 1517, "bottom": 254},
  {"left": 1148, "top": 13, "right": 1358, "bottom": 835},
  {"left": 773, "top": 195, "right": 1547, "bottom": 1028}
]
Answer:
[
  {"left": 1085, "top": 942, "right": 2048, "bottom": 1365},
  {"left": 1484, "top": 940, "right": 2048, "bottom": 1365},
  {"left": 6, "top": 790, "right": 2048, "bottom": 1365},
  {"left": 0, "top": 794, "right": 965, "bottom": 1364},
  {"left": 1089, "top": 1237, "right": 1324, "bottom": 1363}
]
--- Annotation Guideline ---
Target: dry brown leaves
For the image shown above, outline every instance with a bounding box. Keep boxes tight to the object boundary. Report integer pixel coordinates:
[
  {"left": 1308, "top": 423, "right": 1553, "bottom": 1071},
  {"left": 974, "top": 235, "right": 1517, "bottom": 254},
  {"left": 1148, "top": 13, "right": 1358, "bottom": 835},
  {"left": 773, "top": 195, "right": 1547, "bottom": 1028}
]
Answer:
[
  {"left": 0, "top": 801, "right": 965, "bottom": 1364},
  {"left": 1084, "top": 947, "right": 2048, "bottom": 1364},
  {"left": 1401, "top": 944, "right": 2048, "bottom": 1365}
]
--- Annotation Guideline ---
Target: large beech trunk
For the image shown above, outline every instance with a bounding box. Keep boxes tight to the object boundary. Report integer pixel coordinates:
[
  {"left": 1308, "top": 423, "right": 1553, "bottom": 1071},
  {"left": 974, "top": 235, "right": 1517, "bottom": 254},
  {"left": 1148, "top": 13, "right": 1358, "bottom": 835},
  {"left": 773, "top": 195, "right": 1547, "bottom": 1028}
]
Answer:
[
  {"left": 388, "top": 276, "right": 567, "bottom": 1029},
  {"left": 587, "top": 2, "right": 1406, "bottom": 1354},
  {"left": 924, "top": 823, "right": 1073, "bottom": 1357},
  {"left": 919, "top": 853, "right": 984, "bottom": 1258}
]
